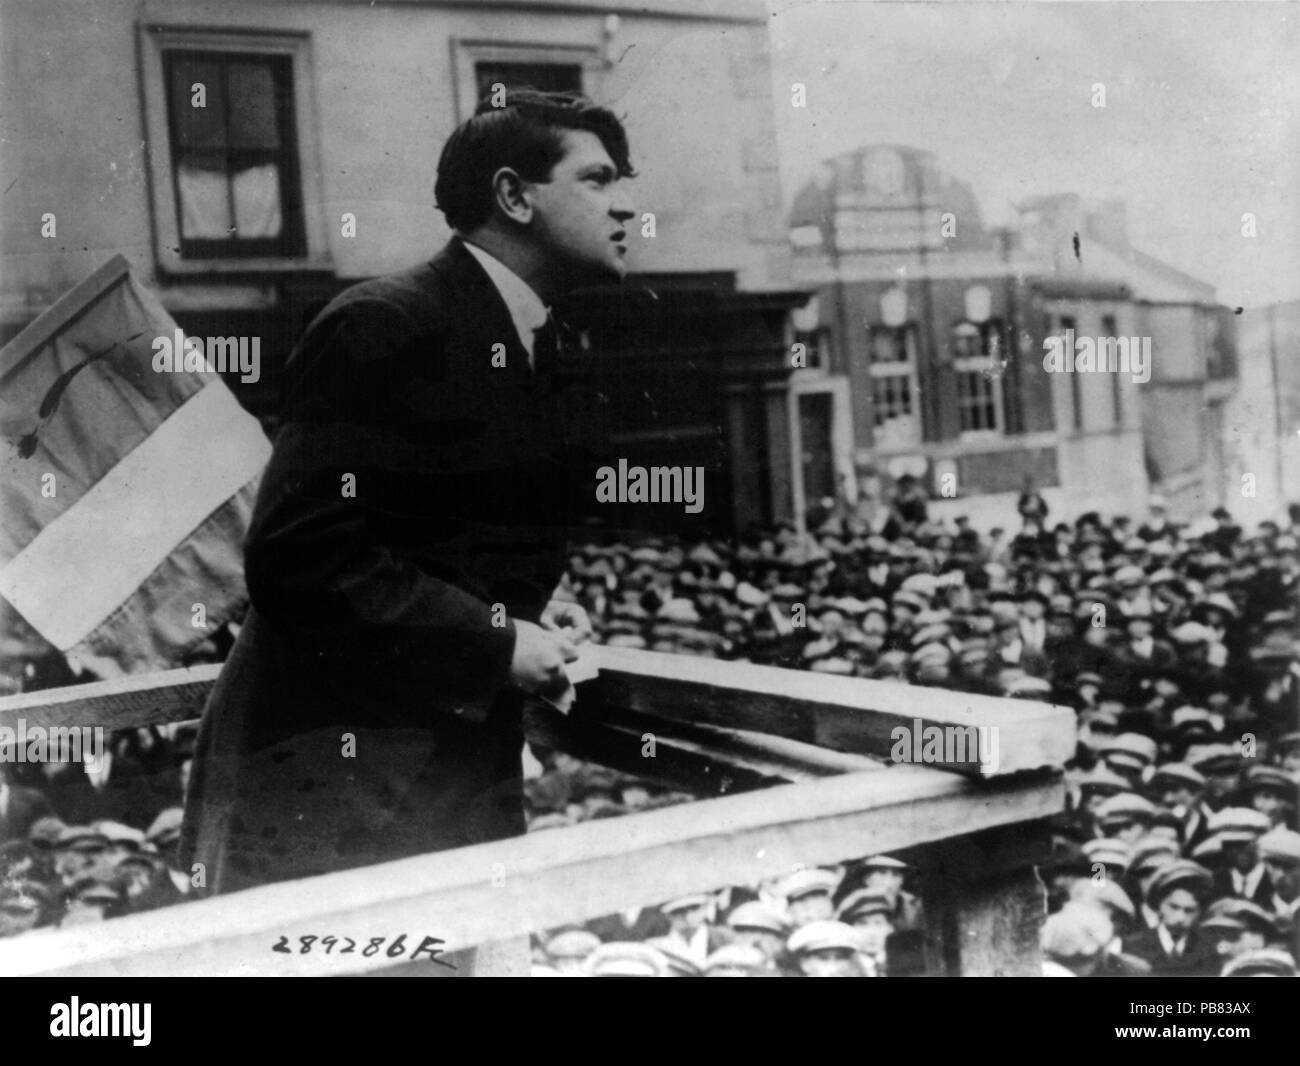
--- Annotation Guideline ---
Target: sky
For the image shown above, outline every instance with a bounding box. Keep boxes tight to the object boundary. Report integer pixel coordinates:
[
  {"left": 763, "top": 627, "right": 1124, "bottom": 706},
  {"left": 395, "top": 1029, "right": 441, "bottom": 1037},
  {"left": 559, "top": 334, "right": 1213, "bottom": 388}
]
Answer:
[{"left": 764, "top": 1, "right": 1300, "bottom": 307}]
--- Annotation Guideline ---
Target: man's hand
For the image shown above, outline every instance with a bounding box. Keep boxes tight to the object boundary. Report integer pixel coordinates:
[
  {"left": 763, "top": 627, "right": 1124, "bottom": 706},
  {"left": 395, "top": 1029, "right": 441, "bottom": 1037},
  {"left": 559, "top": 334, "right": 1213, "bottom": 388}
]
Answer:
[
  {"left": 510, "top": 619, "right": 579, "bottom": 696},
  {"left": 540, "top": 600, "right": 593, "bottom": 644}
]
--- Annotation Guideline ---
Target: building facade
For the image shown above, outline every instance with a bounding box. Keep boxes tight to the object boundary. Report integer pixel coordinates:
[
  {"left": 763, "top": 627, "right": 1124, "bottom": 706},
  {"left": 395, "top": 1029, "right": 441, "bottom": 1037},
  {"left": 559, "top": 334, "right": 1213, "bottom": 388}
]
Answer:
[
  {"left": 1, "top": 0, "right": 812, "bottom": 537},
  {"left": 787, "top": 148, "right": 1238, "bottom": 528}
]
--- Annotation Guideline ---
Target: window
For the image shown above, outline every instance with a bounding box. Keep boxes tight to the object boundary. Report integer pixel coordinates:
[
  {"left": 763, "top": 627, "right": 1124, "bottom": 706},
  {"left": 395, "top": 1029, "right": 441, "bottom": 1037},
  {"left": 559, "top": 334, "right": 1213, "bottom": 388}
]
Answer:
[
  {"left": 867, "top": 324, "right": 921, "bottom": 449},
  {"left": 951, "top": 320, "right": 1005, "bottom": 436},
  {"left": 452, "top": 40, "right": 599, "bottom": 121},
  {"left": 475, "top": 62, "right": 582, "bottom": 101},
  {"left": 1059, "top": 315, "right": 1081, "bottom": 431},
  {"left": 1102, "top": 314, "right": 1122, "bottom": 426},
  {"left": 793, "top": 327, "right": 831, "bottom": 372},
  {"left": 163, "top": 51, "right": 304, "bottom": 259},
  {"left": 140, "top": 27, "right": 329, "bottom": 275}
]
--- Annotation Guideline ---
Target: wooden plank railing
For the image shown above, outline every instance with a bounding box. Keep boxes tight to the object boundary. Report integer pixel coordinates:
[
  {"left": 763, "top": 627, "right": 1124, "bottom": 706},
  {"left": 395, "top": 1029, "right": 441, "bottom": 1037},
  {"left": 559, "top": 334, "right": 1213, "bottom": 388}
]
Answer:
[{"left": 0, "top": 648, "right": 1074, "bottom": 976}]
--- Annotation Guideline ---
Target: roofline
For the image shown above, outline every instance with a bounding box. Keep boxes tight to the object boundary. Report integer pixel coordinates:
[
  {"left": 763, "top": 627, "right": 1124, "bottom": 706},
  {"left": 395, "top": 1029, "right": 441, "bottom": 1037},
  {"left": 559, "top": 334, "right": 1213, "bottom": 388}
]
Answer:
[{"left": 273, "top": 0, "right": 768, "bottom": 25}]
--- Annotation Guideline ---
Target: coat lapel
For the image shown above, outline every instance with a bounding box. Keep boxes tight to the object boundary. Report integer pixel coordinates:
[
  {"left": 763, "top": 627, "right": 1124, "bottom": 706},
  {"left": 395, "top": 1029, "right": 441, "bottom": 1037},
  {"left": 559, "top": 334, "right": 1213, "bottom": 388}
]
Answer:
[{"left": 427, "top": 237, "right": 533, "bottom": 381}]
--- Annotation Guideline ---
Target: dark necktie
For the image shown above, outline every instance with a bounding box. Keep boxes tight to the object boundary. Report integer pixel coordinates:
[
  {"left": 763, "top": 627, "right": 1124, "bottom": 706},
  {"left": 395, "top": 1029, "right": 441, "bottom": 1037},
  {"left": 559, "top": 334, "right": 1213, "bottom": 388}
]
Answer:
[
  {"left": 533, "top": 314, "right": 559, "bottom": 381},
  {"left": 533, "top": 313, "right": 583, "bottom": 388}
]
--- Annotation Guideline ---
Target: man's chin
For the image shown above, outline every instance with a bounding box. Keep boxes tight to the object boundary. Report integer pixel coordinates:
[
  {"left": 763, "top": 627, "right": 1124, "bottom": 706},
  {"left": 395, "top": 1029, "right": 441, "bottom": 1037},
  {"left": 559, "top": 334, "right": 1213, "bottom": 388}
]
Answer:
[{"left": 553, "top": 258, "right": 626, "bottom": 293}]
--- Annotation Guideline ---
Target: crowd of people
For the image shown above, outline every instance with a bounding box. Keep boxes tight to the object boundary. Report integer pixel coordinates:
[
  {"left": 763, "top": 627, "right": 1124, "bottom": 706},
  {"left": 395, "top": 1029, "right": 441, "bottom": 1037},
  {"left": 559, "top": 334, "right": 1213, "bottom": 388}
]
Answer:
[
  {"left": 2, "top": 483, "right": 1298, "bottom": 977},
  {"left": 0, "top": 725, "right": 195, "bottom": 939},
  {"left": 525, "top": 486, "right": 1299, "bottom": 976}
]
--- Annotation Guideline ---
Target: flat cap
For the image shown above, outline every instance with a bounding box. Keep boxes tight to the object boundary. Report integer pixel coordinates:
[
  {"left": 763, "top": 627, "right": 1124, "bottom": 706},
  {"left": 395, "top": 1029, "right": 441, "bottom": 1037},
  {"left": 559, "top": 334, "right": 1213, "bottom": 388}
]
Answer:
[
  {"left": 1077, "top": 765, "right": 1131, "bottom": 796},
  {"left": 1206, "top": 807, "right": 1273, "bottom": 841},
  {"left": 1096, "top": 793, "right": 1158, "bottom": 825},
  {"left": 546, "top": 929, "right": 602, "bottom": 960},
  {"left": 91, "top": 820, "right": 145, "bottom": 848},
  {"left": 26, "top": 816, "right": 67, "bottom": 848},
  {"left": 145, "top": 808, "right": 184, "bottom": 845},
  {"left": 1082, "top": 838, "right": 1133, "bottom": 870},
  {"left": 1145, "top": 860, "right": 1214, "bottom": 904},
  {"left": 787, "top": 920, "right": 861, "bottom": 955},
  {"left": 899, "top": 574, "right": 938, "bottom": 599},
  {"left": 1006, "top": 675, "right": 1053, "bottom": 698},
  {"left": 1203, "top": 899, "right": 1278, "bottom": 937},
  {"left": 1129, "top": 837, "right": 1181, "bottom": 873},
  {"left": 1169, "top": 705, "right": 1220, "bottom": 732},
  {"left": 660, "top": 893, "right": 712, "bottom": 914},
  {"left": 1190, "top": 744, "right": 1243, "bottom": 773},
  {"left": 1258, "top": 827, "right": 1300, "bottom": 864},
  {"left": 836, "top": 890, "right": 895, "bottom": 923},
  {"left": 1148, "top": 762, "right": 1206, "bottom": 790},
  {"left": 56, "top": 826, "right": 110, "bottom": 850},
  {"left": 702, "top": 943, "right": 768, "bottom": 975},
  {"left": 891, "top": 590, "right": 928, "bottom": 614},
  {"left": 1242, "top": 765, "right": 1298, "bottom": 795},
  {"left": 1040, "top": 902, "right": 1114, "bottom": 960},
  {"left": 586, "top": 942, "right": 670, "bottom": 977},
  {"left": 1170, "top": 622, "right": 1215, "bottom": 645},
  {"left": 727, "top": 901, "right": 789, "bottom": 935},
  {"left": 860, "top": 854, "right": 910, "bottom": 870},
  {"left": 1113, "top": 565, "right": 1146, "bottom": 587},
  {"left": 67, "top": 878, "right": 123, "bottom": 904},
  {"left": 656, "top": 599, "right": 701, "bottom": 624},
  {"left": 1221, "top": 948, "right": 1297, "bottom": 977},
  {"left": 777, "top": 867, "right": 840, "bottom": 901},
  {"left": 652, "top": 942, "right": 704, "bottom": 977},
  {"left": 1099, "top": 733, "right": 1159, "bottom": 766}
]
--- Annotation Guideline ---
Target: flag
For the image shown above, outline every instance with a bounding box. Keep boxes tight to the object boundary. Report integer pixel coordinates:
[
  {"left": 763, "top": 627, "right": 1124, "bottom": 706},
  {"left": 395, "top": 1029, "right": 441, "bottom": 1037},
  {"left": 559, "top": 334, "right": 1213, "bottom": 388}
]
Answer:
[{"left": 0, "top": 255, "right": 270, "bottom": 676}]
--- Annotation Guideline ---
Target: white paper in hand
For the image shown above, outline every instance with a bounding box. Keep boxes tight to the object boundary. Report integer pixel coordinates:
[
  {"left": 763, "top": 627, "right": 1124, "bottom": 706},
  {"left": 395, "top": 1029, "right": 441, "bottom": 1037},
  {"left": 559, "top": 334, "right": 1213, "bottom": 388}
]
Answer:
[{"left": 538, "top": 642, "right": 599, "bottom": 714}]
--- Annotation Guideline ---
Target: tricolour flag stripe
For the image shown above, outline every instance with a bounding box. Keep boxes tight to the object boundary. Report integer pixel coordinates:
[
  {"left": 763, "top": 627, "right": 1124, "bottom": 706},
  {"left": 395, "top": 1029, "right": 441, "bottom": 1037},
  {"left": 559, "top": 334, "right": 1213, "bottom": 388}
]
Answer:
[{"left": 0, "top": 381, "right": 270, "bottom": 651}]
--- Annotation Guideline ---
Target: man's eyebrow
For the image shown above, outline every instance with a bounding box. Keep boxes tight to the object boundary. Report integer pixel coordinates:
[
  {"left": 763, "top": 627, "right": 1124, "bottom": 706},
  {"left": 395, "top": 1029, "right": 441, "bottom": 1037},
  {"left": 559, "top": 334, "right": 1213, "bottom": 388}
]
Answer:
[{"left": 580, "top": 163, "right": 617, "bottom": 179}]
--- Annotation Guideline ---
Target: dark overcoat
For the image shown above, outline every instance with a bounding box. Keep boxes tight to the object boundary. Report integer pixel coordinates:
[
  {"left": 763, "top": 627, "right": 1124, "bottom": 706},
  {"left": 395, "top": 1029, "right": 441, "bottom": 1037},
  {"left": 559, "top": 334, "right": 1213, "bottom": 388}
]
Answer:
[{"left": 180, "top": 238, "right": 579, "bottom": 893}]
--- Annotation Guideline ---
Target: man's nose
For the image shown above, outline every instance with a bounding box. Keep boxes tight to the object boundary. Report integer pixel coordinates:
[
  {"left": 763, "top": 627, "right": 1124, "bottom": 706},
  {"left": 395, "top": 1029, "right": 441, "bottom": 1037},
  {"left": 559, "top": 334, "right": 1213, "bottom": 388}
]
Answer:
[{"left": 609, "top": 189, "right": 635, "bottom": 224}]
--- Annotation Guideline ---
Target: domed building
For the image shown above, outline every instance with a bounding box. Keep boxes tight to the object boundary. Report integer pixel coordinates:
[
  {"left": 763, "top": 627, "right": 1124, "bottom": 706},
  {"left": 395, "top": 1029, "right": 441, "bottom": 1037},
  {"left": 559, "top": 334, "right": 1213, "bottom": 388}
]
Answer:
[{"left": 785, "top": 145, "right": 1237, "bottom": 527}]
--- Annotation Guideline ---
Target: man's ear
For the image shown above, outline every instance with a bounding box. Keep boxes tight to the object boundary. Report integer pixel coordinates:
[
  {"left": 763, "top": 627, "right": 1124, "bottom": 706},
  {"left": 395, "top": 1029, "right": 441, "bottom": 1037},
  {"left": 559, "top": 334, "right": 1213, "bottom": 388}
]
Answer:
[{"left": 491, "top": 166, "right": 534, "bottom": 225}]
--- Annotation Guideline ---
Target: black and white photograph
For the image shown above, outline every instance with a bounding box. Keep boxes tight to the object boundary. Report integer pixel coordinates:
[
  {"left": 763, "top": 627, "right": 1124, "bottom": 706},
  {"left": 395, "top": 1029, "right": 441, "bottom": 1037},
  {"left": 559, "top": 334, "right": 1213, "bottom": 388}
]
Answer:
[{"left": 0, "top": 0, "right": 1298, "bottom": 1019}]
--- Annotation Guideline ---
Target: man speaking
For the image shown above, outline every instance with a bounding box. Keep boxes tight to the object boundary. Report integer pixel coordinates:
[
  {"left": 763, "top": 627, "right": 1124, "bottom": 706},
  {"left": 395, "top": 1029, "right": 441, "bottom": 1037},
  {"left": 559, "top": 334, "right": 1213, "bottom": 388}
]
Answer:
[{"left": 180, "top": 91, "right": 636, "bottom": 905}]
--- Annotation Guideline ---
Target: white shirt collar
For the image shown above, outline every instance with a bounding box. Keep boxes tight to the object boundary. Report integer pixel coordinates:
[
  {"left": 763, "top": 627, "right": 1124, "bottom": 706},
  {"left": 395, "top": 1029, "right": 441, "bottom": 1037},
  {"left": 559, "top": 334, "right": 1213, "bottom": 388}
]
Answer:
[
  {"left": 1156, "top": 924, "right": 1187, "bottom": 956},
  {"left": 1274, "top": 893, "right": 1300, "bottom": 919},
  {"left": 462, "top": 240, "right": 548, "bottom": 363},
  {"left": 1232, "top": 864, "right": 1266, "bottom": 898}
]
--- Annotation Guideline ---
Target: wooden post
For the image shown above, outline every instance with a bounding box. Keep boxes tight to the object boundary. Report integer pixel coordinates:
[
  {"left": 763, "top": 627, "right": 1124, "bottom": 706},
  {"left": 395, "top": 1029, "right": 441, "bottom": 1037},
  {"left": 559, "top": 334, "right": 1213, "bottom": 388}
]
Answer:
[{"left": 919, "top": 820, "right": 1052, "bottom": 976}]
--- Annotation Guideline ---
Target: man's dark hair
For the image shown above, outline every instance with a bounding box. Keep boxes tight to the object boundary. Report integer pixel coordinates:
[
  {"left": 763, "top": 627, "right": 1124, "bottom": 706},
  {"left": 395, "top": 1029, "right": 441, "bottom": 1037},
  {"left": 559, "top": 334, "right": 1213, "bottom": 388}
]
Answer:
[{"left": 435, "top": 88, "right": 636, "bottom": 232}]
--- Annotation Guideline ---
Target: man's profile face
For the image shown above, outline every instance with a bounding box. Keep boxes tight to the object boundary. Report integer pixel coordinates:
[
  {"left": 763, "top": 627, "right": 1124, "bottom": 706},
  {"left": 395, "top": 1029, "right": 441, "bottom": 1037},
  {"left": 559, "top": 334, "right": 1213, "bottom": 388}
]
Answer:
[{"left": 527, "top": 129, "right": 634, "bottom": 287}]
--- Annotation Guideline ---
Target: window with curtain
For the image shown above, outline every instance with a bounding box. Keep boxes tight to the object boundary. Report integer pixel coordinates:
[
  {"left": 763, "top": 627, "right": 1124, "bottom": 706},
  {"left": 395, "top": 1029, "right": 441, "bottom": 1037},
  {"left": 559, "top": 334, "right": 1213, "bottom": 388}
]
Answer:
[{"left": 164, "top": 50, "right": 305, "bottom": 259}]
